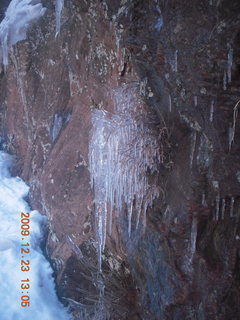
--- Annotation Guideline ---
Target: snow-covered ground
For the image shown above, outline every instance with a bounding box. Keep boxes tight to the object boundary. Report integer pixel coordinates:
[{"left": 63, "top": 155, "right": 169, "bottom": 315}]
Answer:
[{"left": 0, "top": 151, "right": 70, "bottom": 320}]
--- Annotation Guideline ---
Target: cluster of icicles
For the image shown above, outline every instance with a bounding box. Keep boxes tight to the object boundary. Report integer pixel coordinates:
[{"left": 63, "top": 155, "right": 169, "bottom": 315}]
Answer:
[
  {"left": 89, "top": 85, "right": 161, "bottom": 269},
  {"left": 0, "top": 0, "right": 64, "bottom": 67}
]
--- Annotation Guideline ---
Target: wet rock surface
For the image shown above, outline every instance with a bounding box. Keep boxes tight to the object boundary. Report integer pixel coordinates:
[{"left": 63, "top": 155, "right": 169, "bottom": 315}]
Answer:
[{"left": 0, "top": 0, "right": 240, "bottom": 319}]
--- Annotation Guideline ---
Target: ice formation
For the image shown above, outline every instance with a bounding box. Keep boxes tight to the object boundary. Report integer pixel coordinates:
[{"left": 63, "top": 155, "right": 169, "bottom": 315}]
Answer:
[
  {"left": 189, "top": 132, "right": 197, "bottom": 168},
  {"left": 0, "top": 0, "right": 65, "bottom": 67},
  {"left": 222, "top": 46, "right": 233, "bottom": 90},
  {"left": 51, "top": 114, "right": 63, "bottom": 142},
  {"left": 227, "top": 46, "right": 233, "bottom": 84},
  {"left": 221, "top": 198, "right": 225, "bottom": 220},
  {"left": 223, "top": 71, "right": 227, "bottom": 90},
  {"left": 229, "top": 99, "right": 239, "bottom": 151},
  {"left": 230, "top": 197, "right": 235, "bottom": 217},
  {"left": 0, "top": 151, "right": 70, "bottom": 320},
  {"left": 169, "top": 94, "right": 172, "bottom": 112},
  {"left": 190, "top": 216, "right": 197, "bottom": 260},
  {"left": 194, "top": 96, "right": 198, "bottom": 107},
  {"left": 0, "top": 0, "right": 46, "bottom": 67},
  {"left": 154, "top": 3, "right": 163, "bottom": 31},
  {"left": 89, "top": 85, "right": 161, "bottom": 268},
  {"left": 155, "top": 17, "right": 163, "bottom": 31},
  {"left": 174, "top": 50, "right": 178, "bottom": 72},
  {"left": 209, "top": 100, "right": 214, "bottom": 122},
  {"left": 215, "top": 195, "right": 220, "bottom": 220},
  {"left": 229, "top": 126, "right": 234, "bottom": 150},
  {"left": 201, "top": 193, "right": 207, "bottom": 207},
  {"left": 55, "top": 0, "right": 64, "bottom": 36},
  {"left": 169, "top": 50, "right": 178, "bottom": 73}
]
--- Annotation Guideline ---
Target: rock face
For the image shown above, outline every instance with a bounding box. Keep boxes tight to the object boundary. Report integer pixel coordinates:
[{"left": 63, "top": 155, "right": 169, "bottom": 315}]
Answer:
[
  {"left": 1, "top": 0, "right": 240, "bottom": 319},
  {"left": 0, "top": 0, "right": 11, "bottom": 21}
]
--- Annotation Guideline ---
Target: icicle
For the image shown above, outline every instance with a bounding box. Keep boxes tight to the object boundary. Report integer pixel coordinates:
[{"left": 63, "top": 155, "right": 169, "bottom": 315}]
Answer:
[
  {"left": 174, "top": 49, "right": 178, "bottom": 72},
  {"left": 135, "top": 195, "right": 143, "bottom": 230},
  {"left": 67, "top": 235, "right": 83, "bottom": 259},
  {"left": 229, "top": 100, "right": 240, "bottom": 151},
  {"left": 229, "top": 126, "right": 234, "bottom": 151},
  {"left": 97, "top": 211, "right": 103, "bottom": 271},
  {"left": 142, "top": 201, "right": 148, "bottom": 232},
  {"left": 108, "top": 198, "right": 113, "bottom": 235},
  {"left": 209, "top": 100, "right": 214, "bottom": 122},
  {"left": 190, "top": 216, "right": 197, "bottom": 261},
  {"left": 128, "top": 201, "right": 133, "bottom": 237},
  {"left": 163, "top": 206, "right": 169, "bottom": 218},
  {"left": 230, "top": 197, "right": 235, "bottom": 217},
  {"left": 169, "top": 94, "right": 172, "bottom": 112},
  {"left": 201, "top": 193, "right": 207, "bottom": 207},
  {"left": 194, "top": 96, "right": 198, "bottom": 107},
  {"left": 227, "top": 46, "right": 233, "bottom": 84},
  {"left": 155, "top": 4, "right": 163, "bottom": 31},
  {"left": 221, "top": 198, "right": 225, "bottom": 220},
  {"left": 55, "top": 0, "right": 64, "bottom": 36},
  {"left": 190, "top": 132, "right": 197, "bottom": 169},
  {"left": 215, "top": 195, "right": 220, "bottom": 220},
  {"left": 102, "top": 202, "right": 107, "bottom": 250},
  {"left": 2, "top": 34, "right": 8, "bottom": 69},
  {"left": 223, "top": 71, "right": 227, "bottom": 90}
]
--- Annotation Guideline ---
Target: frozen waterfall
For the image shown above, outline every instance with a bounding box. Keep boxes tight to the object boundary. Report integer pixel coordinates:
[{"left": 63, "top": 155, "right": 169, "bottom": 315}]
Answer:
[
  {"left": 0, "top": 0, "right": 64, "bottom": 68},
  {"left": 0, "top": 0, "right": 46, "bottom": 67}
]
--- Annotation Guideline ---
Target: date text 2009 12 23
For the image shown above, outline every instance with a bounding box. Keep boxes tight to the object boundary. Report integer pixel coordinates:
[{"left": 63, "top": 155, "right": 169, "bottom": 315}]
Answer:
[{"left": 20, "top": 212, "right": 31, "bottom": 307}]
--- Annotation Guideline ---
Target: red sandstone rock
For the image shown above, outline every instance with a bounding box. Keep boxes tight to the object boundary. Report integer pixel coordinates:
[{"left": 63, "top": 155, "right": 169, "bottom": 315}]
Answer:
[{"left": 0, "top": 0, "right": 240, "bottom": 319}]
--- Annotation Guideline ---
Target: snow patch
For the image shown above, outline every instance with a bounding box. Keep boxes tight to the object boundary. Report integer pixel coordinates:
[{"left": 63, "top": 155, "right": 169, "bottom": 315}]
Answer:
[{"left": 0, "top": 151, "right": 70, "bottom": 319}]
